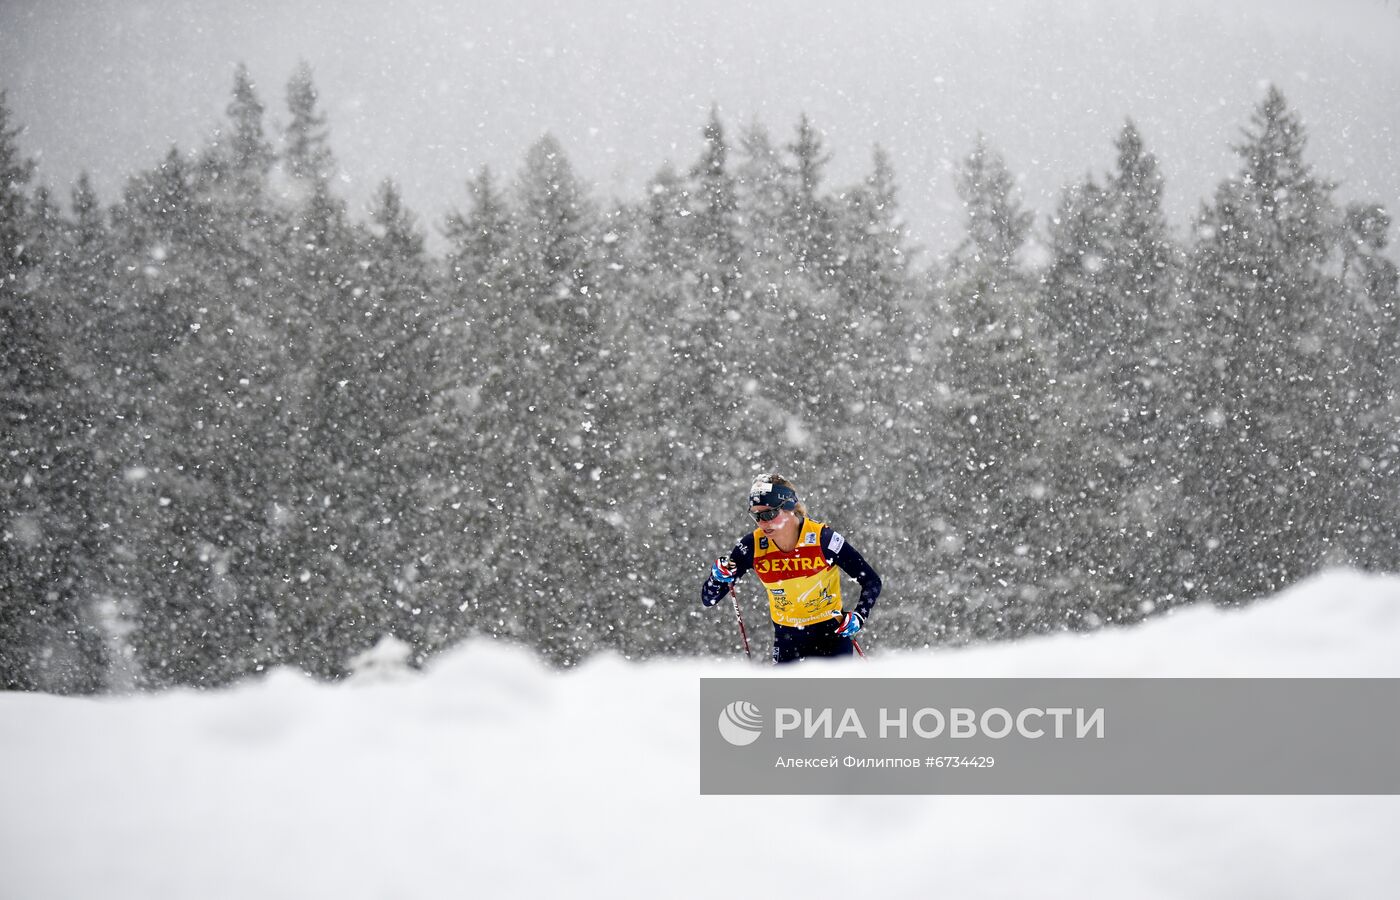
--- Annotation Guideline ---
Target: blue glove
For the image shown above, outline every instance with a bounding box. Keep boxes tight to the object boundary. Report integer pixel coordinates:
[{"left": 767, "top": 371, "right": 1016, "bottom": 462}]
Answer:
[
  {"left": 711, "top": 556, "right": 738, "bottom": 584},
  {"left": 833, "top": 611, "right": 864, "bottom": 637}
]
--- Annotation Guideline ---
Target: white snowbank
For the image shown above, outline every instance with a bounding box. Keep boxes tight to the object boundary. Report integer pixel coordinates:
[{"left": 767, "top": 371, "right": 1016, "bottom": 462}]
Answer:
[{"left": 3, "top": 569, "right": 1399, "bottom": 899}]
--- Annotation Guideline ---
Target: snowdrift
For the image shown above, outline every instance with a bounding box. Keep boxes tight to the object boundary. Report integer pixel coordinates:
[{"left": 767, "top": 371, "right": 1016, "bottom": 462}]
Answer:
[{"left": 3, "top": 569, "right": 1399, "bottom": 899}]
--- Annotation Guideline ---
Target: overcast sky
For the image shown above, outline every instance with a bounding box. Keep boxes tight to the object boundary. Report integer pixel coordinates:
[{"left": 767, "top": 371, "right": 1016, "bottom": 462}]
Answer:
[{"left": 2, "top": 0, "right": 1397, "bottom": 258}]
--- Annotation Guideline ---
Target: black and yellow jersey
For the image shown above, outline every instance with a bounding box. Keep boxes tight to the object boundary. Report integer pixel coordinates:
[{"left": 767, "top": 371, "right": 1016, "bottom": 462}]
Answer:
[{"left": 701, "top": 518, "right": 881, "bottom": 627}]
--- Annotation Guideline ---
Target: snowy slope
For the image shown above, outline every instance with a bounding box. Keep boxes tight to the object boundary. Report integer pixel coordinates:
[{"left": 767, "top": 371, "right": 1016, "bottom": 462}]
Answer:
[{"left": 3, "top": 569, "right": 1399, "bottom": 899}]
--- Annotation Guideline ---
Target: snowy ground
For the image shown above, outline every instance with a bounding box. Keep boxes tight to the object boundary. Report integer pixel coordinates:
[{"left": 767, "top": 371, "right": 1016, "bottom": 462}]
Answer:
[{"left": 4, "top": 569, "right": 1400, "bottom": 899}]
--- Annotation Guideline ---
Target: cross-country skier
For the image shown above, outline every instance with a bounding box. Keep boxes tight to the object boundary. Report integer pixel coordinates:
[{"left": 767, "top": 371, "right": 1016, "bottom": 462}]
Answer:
[{"left": 701, "top": 474, "right": 882, "bottom": 663}]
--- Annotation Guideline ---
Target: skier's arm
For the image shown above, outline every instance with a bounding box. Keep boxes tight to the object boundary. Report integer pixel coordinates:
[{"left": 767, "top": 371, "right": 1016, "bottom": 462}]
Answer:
[
  {"left": 823, "top": 526, "right": 882, "bottom": 619},
  {"left": 700, "top": 534, "right": 755, "bottom": 607}
]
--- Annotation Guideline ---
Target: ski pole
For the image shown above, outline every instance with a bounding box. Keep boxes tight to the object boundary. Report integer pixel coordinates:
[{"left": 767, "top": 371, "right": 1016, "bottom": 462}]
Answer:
[{"left": 729, "top": 584, "right": 752, "bottom": 659}]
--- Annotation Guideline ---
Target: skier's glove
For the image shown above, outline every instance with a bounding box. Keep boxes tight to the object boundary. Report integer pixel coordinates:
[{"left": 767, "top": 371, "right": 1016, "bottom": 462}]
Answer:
[
  {"left": 711, "top": 556, "right": 738, "bottom": 584},
  {"left": 833, "top": 610, "right": 864, "bottom": 637}
]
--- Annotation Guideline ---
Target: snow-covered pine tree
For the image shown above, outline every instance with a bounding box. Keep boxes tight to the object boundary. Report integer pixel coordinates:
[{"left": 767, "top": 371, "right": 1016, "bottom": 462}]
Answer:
[
  {"left": 826, "top": 144, "right": 925, "bottom": 645},
  {"left": 54, "top": 172, "right": 139, "bottom": 689},
  {"left": 833, "top": 145, "right": 909, "bottom": 318},
  {"left": 605, "top": 127, "right": 744, "bottom": 657},
  {"left": 210, "top": 64, "right": 276, "bottom": 211},
  {"left": 784, "top": 113, "right": 836, "bottom": 283},
  {"left": 444, "top": 167, "right": 512, "bottom": 297},
  {"left": 1332, "top": 204, "right": 1400, "bottom": 573},
  {"left": 129, "top": 67, "right": 299, "bottom": 685},
  {"left": 828, "top": 145, "right": 912, "bottom": 421},
  {"left": 1186, "top": 86, "right": 1347, "bottom": 603},
  {"left": 689, "top": 106, "right": 742, "bottom": 306},
  {"left": 499, "top": 134, "right": 617, "bottom": 663},
  {"left": 0, "top": 97, "right": 105, "bottom": 691},
  {"left": 935, "top": 135, "right": 1054, "bottom": 638},
  {"left": 332, "top": 178, "right": 458, "bottom": 666},
  {"left": 1041, "top": 121, "right": 1190, "bottom": 625},
  {"left": 280, "top": 63, "right": 349, "bottom": 300},
  {"left": 731, "top": 115, "right": 844, "bottom": 485},
  {"left": 734, "top": 121, "right": 790, "bottom": 281},
  {"left": 596, "top": 162, "right": 715, "bottom": 656},
  {"left": 100, "top": 145, "right": 233, "bottom": 686},
  {"left": 282, "top": 61, "right": 334, "bottom": 185},
  {"left": 438, "top": 165, "right": 519, "bottom": 641}
]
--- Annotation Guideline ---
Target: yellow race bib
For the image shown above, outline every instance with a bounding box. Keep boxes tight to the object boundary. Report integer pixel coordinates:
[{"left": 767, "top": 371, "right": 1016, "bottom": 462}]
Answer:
[{"left": 752, "top": 519, "right": 843, "bottom": 627}]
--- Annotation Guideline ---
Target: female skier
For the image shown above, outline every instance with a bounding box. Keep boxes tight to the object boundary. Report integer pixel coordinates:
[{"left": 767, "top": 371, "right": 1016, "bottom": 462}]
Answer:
[{"left": 700, "top": 474, "right": 882, "bottom": 663}]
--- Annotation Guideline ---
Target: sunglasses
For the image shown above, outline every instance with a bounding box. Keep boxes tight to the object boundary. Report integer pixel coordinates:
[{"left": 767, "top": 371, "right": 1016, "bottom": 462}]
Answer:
[{"left": 750, "top": 506, "right": 787, "bottom": 523}]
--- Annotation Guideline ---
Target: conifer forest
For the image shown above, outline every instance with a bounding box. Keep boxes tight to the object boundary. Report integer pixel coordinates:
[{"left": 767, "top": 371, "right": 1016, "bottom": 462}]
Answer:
[{"left": 2, "top": 65, "right": 1397, "bottom": 692}]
